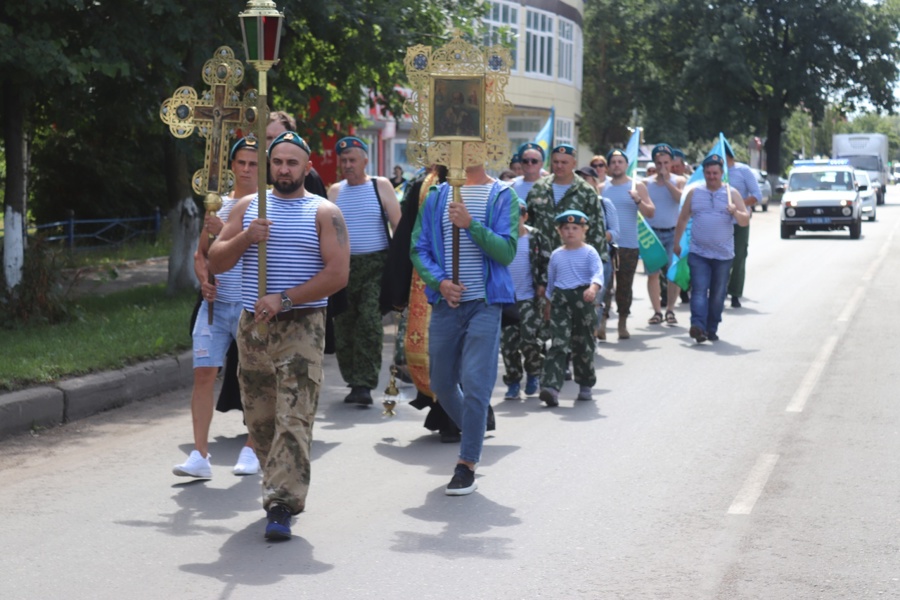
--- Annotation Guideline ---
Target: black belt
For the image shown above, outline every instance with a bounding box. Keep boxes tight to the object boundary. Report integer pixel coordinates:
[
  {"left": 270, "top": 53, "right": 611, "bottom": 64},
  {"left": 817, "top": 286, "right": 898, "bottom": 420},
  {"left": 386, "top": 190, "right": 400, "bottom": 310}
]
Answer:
[
  {"left": 247, "top": 306, "right": 325, "bottom": 323},
  {"left": 654, "top": 227, "right": 675, "bottom": 232}
]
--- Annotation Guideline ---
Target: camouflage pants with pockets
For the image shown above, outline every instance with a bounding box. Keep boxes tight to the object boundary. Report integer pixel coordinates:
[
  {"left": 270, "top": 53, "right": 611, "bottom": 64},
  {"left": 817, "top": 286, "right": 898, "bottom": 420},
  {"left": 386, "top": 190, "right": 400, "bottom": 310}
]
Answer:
[
  {"left": 334, "top": 250, "right": 387, "bottom": 389},
  {"left": 543, "top": 286, "right": 597, "bottom": 391},
  {"left": 237, "top": 309, "right": 325, "bottom": 514},
  {"left": 500, "top": 296, "right": 546, "bottom": 385},
  {"left": 604, "top": 247, "right": 640, "bottom": 318}
]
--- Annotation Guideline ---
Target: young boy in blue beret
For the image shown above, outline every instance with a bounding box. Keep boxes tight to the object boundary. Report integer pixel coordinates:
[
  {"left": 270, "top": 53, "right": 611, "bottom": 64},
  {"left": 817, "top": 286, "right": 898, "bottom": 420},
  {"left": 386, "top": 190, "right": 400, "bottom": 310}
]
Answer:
[{"left": 540, "top": 210, "right": 603, "bottom": 406}]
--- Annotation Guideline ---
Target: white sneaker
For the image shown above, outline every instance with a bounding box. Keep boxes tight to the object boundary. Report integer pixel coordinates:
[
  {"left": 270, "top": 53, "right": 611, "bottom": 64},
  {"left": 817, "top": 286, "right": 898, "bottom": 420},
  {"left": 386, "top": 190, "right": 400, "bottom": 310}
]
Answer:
[
  {"left": 173, "top": 450, "right": 212, "bottom": 478},
  {"left": 233, "top": 446, "right": 260, "bottom": 476}
]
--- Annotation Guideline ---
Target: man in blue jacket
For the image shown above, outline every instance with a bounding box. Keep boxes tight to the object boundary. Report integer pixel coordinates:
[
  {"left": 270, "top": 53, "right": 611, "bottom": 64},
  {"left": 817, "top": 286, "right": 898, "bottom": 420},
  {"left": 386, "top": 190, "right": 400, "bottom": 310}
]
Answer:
[{"left": 410, "top": 163, "right": 518, "bottom": 496}]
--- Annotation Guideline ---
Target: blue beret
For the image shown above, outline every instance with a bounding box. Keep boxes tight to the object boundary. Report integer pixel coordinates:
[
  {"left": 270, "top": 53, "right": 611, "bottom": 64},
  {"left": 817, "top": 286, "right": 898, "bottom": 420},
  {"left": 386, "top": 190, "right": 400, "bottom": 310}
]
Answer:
[
  {"left": 702, "top": 154, "right": 725, "bottom": 168},
  {"left": 518, "top": 142, "right": 545, "bottom": 159},
  {"left": 606, "top": 148, "right": 628, "bottom": 164},
  {"left": 552, "top": 144, "right": 576, "bottom": 156},
  {"left": 510, "top": 153, "right": 522, "bottom": 165},
  {"left": 651, "top": 143, "right": 673, "bottom": 160},
  {"left": 336, "top": 136, "right": 368, "bottom": 155},
  {"left": 230, "top": 136, "right": 260, "bottom": 162},
  {"left": 555, "top": 209, "right": 589, "bottom": 225},
  {"left": 268, "top": 131, "right": 311, "bottom": 156},
  {"left": 672, "top": 148, "right": 685, "bottom": 159}
]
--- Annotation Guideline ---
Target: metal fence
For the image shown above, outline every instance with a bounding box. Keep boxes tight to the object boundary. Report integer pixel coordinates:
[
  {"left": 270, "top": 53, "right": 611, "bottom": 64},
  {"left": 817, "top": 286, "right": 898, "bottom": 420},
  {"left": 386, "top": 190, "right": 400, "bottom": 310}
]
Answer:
[{"left": 1, "top": 208, "right": 163, "bottom": 251}]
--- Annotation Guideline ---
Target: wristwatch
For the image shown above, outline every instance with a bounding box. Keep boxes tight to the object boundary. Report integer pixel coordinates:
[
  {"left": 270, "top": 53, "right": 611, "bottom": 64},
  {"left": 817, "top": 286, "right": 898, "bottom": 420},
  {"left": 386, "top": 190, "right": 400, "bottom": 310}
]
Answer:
[{"left": 280, "top": 291, "right": 293, "bottom": 312}]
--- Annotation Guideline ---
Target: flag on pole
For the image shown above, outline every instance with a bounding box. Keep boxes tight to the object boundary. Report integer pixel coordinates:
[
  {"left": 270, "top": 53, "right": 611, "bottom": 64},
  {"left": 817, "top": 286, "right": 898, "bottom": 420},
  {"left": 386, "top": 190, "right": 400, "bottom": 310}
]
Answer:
[
  {"left": 534, "top": 107, "right": 554, "bottom": 167},
  {"left": 624, "top": 127, "right": 642, "bottom": 181},
  {"left": 686, "top": 132, "right": 730, "bottom": 186}
]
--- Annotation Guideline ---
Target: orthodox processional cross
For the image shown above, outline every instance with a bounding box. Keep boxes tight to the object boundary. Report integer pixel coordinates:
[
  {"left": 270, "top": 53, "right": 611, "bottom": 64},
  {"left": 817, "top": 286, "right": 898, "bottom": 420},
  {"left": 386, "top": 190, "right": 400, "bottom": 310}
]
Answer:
[
  {"left": 404, "top": 32, "right": 513, "bottom": 283},
  {"left": 160, "top": 46, "right": 258, "bottom": 322}
]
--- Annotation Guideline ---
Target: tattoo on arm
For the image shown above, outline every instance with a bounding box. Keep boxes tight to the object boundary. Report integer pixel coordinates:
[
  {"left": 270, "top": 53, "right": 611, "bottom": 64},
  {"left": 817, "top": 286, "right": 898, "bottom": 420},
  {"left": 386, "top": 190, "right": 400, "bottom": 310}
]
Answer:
[{"left": 332, "top": 212, "right": 348, "bottom": 248}]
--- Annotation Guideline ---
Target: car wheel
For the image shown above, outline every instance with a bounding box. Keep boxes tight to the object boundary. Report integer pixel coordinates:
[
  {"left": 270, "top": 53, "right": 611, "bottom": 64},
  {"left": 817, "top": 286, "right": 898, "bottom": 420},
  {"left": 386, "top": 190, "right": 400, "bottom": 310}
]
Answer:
[
  {"left": 780, "top": 222, "right": 793, "bottom": 239},
  {"left": 868, "top": 210, "right": 876, "bottom": 222},
  {"left": 849, "top": 216, "right": 862, "bottom": 239}
]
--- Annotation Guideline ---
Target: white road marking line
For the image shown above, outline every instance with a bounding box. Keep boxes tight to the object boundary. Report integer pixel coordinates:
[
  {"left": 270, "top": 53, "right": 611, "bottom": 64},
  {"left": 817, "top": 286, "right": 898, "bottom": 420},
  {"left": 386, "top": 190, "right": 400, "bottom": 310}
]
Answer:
[
  {"left": 728, "top": 453, "right": 780, "bottom": 515},
  {"left": 786, "top": 334, "right": 839, "bottom": 413},
  {"left": 837, "top": 286, "right": 865, "bottom": 322}
]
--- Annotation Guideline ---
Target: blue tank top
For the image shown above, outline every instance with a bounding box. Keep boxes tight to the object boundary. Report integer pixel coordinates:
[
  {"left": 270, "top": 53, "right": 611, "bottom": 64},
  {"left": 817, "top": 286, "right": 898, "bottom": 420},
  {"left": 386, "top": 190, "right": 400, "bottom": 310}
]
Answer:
[
  {"left": 241, "top": 191, "right": 327, "bottom": 310},
  {"left": 214, "top": 196, "right": 243, "bottom": 303},
  {"left": 335, "top": 179, "right": 389, "bottom": 255},
  {"left": 689, "top": 186, "right": 735, "bottom": 260},
  {"left": 645, "top": 176, "right": 680, "bottom": 229},
  {"left": 603, "top": 181, "right": 639, "bottom": 249}
]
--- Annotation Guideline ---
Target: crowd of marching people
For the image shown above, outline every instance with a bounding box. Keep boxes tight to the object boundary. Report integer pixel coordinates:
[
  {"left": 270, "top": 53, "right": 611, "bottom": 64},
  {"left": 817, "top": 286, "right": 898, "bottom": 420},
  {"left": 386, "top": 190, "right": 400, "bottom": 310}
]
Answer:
[{"left": 171, "top": 119, "right": 758, "bottom": 538}]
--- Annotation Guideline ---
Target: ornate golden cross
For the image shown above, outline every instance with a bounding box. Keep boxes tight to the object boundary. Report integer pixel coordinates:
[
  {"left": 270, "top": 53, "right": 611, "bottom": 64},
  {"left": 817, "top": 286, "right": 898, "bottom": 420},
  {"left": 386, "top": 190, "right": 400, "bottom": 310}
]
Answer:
[{"left": 160, "top": 46, "right": 258, "bottom": 199}]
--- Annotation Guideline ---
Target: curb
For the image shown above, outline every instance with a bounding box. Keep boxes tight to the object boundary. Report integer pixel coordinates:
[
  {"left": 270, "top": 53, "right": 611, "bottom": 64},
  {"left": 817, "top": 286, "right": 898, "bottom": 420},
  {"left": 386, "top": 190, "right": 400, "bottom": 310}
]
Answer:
[{"left": 0, "top": 350, "right": 193, "bottom": 440}]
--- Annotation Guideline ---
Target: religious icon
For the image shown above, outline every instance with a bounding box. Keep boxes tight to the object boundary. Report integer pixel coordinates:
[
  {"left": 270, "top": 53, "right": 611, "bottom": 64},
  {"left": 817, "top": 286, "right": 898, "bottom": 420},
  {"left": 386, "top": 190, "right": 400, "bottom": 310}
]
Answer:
[{"left": 431, "top": 77, "right": 484, "bottom": 140}]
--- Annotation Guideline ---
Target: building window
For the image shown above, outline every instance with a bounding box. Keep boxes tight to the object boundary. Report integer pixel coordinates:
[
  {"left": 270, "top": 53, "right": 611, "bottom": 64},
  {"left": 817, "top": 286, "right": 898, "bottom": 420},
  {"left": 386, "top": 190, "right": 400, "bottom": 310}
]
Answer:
[
  {"left": 507, "top": 117, "right": 544, "bottom": 154},
  {"left": 525, "top": 9, "right": 554, "bottom": 78},
  {"left": 483, "top": 1, "right": 519, "bottom": 71},
  {"left": 555, "top": 117, "right": 573, "bottom": 146},
  {"left": 558, "top": 18, "right": 574, "bottom": 83}
]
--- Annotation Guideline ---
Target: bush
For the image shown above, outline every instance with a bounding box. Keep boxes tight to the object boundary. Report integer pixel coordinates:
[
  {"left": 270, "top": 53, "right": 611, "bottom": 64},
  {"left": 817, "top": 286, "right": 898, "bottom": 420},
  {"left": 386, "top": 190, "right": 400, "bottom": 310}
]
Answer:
[{"left": 0, "top": 237, "right": 74, "bottom": 328}]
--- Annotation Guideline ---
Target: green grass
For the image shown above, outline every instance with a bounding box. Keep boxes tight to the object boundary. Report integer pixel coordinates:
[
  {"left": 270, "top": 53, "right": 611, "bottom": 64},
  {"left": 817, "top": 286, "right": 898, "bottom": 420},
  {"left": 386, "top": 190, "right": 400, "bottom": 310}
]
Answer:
[
  {"left": 0, "top": 284, "right": 196, "bottom": 391},
  {"left": 63, "top": 228, "right": 173, "bottom": 269}
]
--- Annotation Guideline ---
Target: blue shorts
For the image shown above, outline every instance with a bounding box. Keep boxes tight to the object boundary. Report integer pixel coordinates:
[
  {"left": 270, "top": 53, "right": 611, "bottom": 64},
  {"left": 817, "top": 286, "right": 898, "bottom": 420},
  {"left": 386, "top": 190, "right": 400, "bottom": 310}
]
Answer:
[
  {"left": 645, "top": 228, "right": 675, "bottom": 275},
  {"left": 192, "top": 299, "right": 242, "bottom": 368}
]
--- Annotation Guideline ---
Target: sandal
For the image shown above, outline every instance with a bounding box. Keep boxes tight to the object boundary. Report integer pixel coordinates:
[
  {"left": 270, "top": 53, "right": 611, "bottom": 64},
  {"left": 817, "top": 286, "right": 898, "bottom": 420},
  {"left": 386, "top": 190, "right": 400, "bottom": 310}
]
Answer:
[
  {"left": 665, "top": 310, "right": 677, "bottom": 325},
  {"left": 648, "top": 312, "right": 663, "bottom": 325}
]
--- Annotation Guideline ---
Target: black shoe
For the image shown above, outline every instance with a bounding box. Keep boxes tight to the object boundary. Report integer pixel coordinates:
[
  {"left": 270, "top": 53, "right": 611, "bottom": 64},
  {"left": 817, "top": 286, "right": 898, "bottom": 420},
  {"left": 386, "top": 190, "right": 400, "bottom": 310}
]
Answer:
[
  {"left": 264, "top": 503, "right": 292, "bottom": 540},
  {"left": 731, "top": 296, "right": 741, "bottom": 308},
  {"left": 689, "top": 325, "right": 708, "bottom": 344},
  {"left": 680, "top": 289, "right": 690, "bottom": 303},
  {"left": 439, "top": 428, "right": 461, "bottom": 443},
  {"left": 539, "top": 388, "right": 559, "bottom": 407},
  {"left": 344, "top": 386, "right": 373, "bottom": 405},
  {"left": 564, "top": 367, "right": 573, "bottom": 381},
  {"left": 708, "top": 332, "right": 719, "bottom": 341},
  {"left": 445, "top": 463, "right": 477, "bottom": 496},
  {"left": 393, "top": 364, "right": 413, "bottom": 384}
]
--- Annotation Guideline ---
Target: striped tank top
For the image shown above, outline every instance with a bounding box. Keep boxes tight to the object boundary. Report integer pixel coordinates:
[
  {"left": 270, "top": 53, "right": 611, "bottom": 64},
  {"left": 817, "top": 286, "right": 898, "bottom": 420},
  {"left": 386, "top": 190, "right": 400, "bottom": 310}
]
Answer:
[
  {"left": 443, "top": 184, "right": 490, "bottom": 302},
  {"left": 241, "top": 191, "right": 327, "bottom": 310},
  {"left": 334, "top": 179, "right": 389, "bottom": 255},
  {"left": 508, "top": 233, "right": 535, "bottom": 301},
  {"left": 552, "top": 183, "right": 571, "bottom": 205},
  {"left": 213, "top": 196, "right": 243, "bottom": 303},
  {"left": 689, "top": 185, "right": 735, "bottom": 260},
  {"left": 645, "top": 176, "right": 680, "bottom": 229},
  {"left": 603, "top": 181, "right": 639, "bottom": 248}
]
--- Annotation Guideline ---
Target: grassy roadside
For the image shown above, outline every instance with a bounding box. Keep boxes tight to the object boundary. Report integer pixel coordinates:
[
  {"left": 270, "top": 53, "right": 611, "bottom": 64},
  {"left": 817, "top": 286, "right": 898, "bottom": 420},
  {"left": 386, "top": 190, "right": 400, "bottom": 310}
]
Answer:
[{"left": 0, "top": 284, "right": 195, "bottom": 391}]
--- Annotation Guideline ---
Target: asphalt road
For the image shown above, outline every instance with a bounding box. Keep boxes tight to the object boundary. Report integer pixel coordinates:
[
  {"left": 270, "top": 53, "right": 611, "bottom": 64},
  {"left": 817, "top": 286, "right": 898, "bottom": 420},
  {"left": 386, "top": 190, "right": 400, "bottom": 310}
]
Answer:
[{"left": 2, "top": 191, "right": 899, "bottom": 600}]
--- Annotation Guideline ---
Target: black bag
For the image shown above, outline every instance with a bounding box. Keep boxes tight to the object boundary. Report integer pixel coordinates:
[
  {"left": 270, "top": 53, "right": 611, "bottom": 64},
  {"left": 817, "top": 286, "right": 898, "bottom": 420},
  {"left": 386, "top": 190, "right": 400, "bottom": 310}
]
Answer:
[{"left": 501, "top": 302, "right": 520, "bottom": 327}]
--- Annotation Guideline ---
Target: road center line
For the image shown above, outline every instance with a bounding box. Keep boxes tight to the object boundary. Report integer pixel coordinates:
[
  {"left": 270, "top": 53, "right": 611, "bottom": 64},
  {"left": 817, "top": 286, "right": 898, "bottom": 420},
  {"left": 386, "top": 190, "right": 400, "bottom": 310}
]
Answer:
[
  {"left": 786, "top": 334, "right": 839, "bottom": 413},
  {"left": 728, "top": 453, "right": 780, "bottom": 515}
]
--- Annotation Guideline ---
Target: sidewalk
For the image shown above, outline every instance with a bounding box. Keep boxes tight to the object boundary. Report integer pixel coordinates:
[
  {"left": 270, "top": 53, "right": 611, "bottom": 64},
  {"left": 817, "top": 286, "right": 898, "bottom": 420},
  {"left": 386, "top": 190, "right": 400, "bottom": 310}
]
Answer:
[{"left": 1, "top": 257, "right": 192, "bottom": 440}]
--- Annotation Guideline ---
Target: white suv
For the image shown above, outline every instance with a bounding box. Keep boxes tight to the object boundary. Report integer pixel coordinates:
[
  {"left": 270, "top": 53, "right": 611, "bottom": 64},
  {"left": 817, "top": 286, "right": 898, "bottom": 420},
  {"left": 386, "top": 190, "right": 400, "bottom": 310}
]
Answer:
[{"left": 780, "top": 160, "right": 864, "bottom": 240}]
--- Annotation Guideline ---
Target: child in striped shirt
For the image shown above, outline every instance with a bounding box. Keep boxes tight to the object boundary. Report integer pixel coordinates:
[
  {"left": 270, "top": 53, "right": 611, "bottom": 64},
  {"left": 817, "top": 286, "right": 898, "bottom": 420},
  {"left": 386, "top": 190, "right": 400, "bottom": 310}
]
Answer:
[{"left": 540, "top": 210, "right": 604, "bottom": 407}]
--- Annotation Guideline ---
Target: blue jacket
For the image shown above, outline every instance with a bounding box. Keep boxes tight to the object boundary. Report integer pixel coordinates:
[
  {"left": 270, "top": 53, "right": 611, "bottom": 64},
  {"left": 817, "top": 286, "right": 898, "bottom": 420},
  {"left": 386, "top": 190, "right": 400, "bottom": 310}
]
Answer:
[{"left": 410, "top": 181, "right": 518, "bottom": 305}]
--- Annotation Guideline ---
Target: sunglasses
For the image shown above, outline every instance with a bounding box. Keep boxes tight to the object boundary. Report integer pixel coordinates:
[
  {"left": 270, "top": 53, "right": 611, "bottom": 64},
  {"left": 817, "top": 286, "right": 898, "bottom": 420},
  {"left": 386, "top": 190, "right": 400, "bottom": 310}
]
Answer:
[
  {"left": 590, "top": 162, "right": 606, "bottom": 169},
  {"left": 521, "top": 158, "right": 542, "bottom": 165}
]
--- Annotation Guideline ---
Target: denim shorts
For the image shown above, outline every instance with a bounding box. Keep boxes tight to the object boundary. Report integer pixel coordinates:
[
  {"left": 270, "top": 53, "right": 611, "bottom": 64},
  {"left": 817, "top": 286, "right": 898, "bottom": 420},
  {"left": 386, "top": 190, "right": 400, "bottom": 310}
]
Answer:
[
  {"left": 645, "top": 228, "right": 675, "bottom": 275},
  {"left": 192, "top": 299, "right": 242, "bottom": 368}
]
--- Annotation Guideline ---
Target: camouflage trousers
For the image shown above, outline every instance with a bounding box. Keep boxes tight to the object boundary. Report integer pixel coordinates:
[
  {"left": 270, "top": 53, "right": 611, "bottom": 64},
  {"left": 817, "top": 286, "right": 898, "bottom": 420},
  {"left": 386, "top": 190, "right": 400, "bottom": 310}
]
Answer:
[
  {"left": 604, "top": 247, "right": 640, "bottom": 318},
  {"left": 543, "top": 287, "right": 597, "bottom": 391},
  {"left": 237, "top": 308, "right": 325, "bottom": 514},
  {"left": 334, "top": 250, "right": 387, "bottom": 389},
  {"left": 500, "top": 297, "right": 546, "bottom": 385}
]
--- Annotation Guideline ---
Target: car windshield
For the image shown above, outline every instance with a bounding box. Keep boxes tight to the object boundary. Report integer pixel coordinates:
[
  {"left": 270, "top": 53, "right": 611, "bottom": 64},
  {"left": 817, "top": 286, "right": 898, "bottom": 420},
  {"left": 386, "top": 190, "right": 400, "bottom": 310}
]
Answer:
[
  {"left": 843, "top": 155, "right": 880, "bottom": 171},
  {"left": 789, "top": 170, "right": 854, "bottom": 191},
  {"left": 855, "top": 171, "right": 870, "bottom": 185}
]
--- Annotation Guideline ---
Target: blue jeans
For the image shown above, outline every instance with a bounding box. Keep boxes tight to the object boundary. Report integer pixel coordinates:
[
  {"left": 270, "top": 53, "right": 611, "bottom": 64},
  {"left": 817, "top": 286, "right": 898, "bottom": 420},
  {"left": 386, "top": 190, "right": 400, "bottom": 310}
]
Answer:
[
  {"left": 688, "top": 253, "right": 733, "bottom": 335},
  {"left": 429, "top": 300, "right": 502, "bottom": 464}
]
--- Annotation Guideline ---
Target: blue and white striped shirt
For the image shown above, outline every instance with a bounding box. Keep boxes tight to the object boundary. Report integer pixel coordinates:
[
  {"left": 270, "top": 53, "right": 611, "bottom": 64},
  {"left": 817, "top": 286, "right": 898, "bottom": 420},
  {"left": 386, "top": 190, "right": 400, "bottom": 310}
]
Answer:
[
  {"left": 334, "top": 179, "right": 388, "bottom": 255},
  {"left": 442, "top": 184, "right": 490, "bottom": 302},
  {"left": 508, "top": 232, "right": 535, "bottom": 301},
  {"left": 241, "top": 191, "right": 327, "bottom": 310},
  {"left": 645, "top": 176, "right": 680, "bottom": 229},
  {"left": 689, "top": 185, "right": 735, "bottom": 260},
  {"left": 512, "top": 177, "right": 537, "bottom": 202},
  {"left": 552, "top": 183, "right": 571, "bottom": 206},
  {"left": 546, "top": 245, "right": 603, "bottom": 298},
  {"left": 601, "top": 196, "right": 620, "bottom": 246},
  {"left": 603, "top": 181, "right": 639, "bottom": 249},
  {"left": 728, "top": 162, "right": 762, "bottom": 220},
  {"left": 214, "top": 196, "right": 243, "bottom": 303}
]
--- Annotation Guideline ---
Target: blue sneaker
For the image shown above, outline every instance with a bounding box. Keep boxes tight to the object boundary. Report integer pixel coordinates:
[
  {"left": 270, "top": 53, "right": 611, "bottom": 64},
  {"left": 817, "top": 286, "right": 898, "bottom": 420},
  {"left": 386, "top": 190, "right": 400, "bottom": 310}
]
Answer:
[
  {"left": 504, "top": 382, "right": 521, "bottom": 400},
  {"left": 524, "top": 375, "right": 540, "bottom": 396},
  {"left": 264, "top": 503, "right": 292, "bottom": 541}
]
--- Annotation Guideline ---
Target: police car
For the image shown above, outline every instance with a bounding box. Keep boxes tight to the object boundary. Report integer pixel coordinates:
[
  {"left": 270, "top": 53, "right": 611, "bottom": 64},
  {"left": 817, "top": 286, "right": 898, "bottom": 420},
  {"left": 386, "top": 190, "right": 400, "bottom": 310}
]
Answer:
[{"left": 780, "top": 159, "right": 864, "bottom": 240}]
